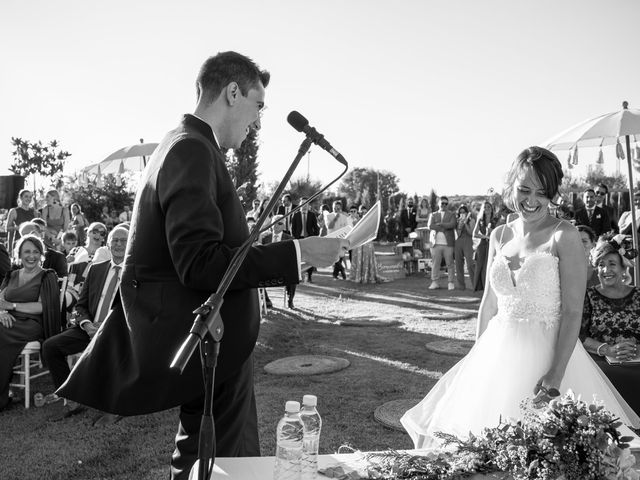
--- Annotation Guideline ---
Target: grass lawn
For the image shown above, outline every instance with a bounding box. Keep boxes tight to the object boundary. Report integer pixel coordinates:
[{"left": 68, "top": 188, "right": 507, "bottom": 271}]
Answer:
[{"left": 0, "top": 260, "right": 481, "bottom": 479}]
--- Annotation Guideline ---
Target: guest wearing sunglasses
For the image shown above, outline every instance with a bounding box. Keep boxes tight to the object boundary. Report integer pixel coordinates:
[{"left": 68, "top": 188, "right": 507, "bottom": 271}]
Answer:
[
  {"left": 66, "top": 222, "right": 108, "bottom": 286},
  {"left": 428, "top": 196, "right": 456, "bottom": 290}
]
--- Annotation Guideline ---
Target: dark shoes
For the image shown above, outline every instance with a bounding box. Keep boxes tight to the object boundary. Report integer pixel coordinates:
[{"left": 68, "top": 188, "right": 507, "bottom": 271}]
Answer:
[
  {"left": 93, "top": 413, "right": 123, "bottom": 426},
  {"left": 266, "top": 300, "right": 273, "bottom": 308},
  {"left": 287, "top": 300, "right": 295, "bottom": 309},
  {"left": 49, "top": 400, "right": 86, "bottom": 422}
]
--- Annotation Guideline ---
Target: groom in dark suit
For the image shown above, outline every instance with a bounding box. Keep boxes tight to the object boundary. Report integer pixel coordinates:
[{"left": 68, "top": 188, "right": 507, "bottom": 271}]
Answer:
[{"left": 58, "top": 51, "right": 348, "bottom": 479}]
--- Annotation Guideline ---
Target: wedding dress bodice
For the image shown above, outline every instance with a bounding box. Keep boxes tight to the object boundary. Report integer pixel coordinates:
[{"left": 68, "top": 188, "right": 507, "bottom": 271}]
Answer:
[{"left": 490, "top": 251, "right": 561, "bottom": 329}]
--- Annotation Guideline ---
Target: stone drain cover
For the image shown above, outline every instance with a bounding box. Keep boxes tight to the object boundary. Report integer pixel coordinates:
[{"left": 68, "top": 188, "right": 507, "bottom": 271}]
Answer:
[
  {"left": 373, "top": 399, "right": 422, "bottom": 432},
  {"left": 264, "top": 355, "right": 350, "bottom": 375}
]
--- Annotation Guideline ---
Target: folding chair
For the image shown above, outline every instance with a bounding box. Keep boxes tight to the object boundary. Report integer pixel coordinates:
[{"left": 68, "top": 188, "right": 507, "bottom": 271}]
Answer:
[{"left": 10, "top": 341, "right": 49, "bottom": 409}]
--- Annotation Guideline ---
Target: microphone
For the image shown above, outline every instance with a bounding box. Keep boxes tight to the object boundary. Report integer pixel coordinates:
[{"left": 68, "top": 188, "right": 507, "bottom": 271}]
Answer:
[{"left": 287, "top": 111, "right": 348, "bottom": 167}]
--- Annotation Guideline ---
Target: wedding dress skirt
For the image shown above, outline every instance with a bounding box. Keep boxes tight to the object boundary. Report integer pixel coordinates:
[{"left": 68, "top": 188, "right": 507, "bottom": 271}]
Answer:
[{"left": 401, "top": 252, "right": 640, "bottom": 449}]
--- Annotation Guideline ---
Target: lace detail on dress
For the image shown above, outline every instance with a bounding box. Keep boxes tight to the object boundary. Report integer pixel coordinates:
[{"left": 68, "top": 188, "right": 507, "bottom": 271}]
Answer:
[{"left": 490, "top": 251, "right": 561, "bottom": 330}]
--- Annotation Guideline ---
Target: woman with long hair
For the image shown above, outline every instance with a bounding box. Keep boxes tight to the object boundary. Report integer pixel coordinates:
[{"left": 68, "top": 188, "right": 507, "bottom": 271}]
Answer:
[
  {"left": 40, "top": 189, "right": 70, "bottom": 248},
  {"left": 4, "top": 189, "right": 36, "bottom": 254},
  {"left": 472, "top": 201, "right": 495, "bottom": 291},
  {"left": 69, "top": 203, "right": 87, "bottom": 246}
]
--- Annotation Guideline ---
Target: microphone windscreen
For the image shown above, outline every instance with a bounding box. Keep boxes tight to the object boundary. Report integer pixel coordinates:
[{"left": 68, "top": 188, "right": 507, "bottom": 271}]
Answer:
[{"left": 287, "top": 111, "right": 309, "bottom": 132}]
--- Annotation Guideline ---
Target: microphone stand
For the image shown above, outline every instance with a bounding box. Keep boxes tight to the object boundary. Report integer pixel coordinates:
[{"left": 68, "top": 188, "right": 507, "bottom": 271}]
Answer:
[{"left": 170, "top": 135, "right": 347, "bottom": 480}]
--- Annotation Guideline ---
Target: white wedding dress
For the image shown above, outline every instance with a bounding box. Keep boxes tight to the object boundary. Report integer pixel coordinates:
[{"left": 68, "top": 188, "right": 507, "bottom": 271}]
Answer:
[{"left": 401, "top": 249, "right": 640, "bottom": 449}]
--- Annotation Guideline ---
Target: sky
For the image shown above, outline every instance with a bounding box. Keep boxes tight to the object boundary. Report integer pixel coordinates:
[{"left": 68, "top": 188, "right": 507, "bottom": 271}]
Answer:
[{"left": 2, "top": 0, "right": 640, "bottom": 197}]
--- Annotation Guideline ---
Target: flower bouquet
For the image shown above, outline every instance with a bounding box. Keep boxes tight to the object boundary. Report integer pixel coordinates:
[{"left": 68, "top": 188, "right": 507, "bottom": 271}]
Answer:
[{"left": 328, "top": 392, "right": 638, "bottom": 480}]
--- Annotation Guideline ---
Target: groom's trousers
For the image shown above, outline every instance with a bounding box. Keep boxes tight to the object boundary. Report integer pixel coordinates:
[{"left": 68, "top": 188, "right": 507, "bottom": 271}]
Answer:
[{"left": 170, "top": 354, "right": 260, "bottom": 480}]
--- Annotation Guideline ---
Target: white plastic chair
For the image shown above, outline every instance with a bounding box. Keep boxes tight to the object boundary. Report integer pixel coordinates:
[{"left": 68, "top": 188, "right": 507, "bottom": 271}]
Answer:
[{"left": 10, "top": 341, "right": 49, "bottom": 409}]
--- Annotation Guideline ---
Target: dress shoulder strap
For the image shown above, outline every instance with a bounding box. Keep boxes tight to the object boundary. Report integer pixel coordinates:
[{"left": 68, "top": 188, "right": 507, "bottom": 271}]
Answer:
[{"left": 549, "top": 219, "right": 563, "bottom": 251}]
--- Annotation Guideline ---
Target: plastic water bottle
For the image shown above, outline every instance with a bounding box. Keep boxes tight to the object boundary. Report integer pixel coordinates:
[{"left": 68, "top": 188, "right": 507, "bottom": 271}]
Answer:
[
  {"left": 300, "top": 395, "right": 322, "bottom": 480},
  {"left": 273, "top": 400, "right": 304, "bottom": 480},
  {"left": 33, "top": 393, "right": 45, "bottom": 408}
]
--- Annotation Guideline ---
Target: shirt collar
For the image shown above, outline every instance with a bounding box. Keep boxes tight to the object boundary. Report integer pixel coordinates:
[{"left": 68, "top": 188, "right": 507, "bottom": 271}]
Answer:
[{"left": 185, "top": 114, "right": 220, "bottom": 149}]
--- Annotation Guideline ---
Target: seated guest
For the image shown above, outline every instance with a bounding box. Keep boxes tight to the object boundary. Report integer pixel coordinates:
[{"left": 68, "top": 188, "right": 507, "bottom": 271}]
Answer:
[
  {"left": 0, "top": 235, "right": 61, "bottom": 411},
  {"left": 43, "top": 226, "right": 128, "bottom": 421},
  {"left": 60, "top": 231, "right": 78, "bottom": 257},
  {"left": 576, "top": 225, "right": 599, "bottom": 288},
  {"left": 618, "top": 190, "right": 640, "bottom": 235},
  {"left": 580, "top": 234, "right": 640, "bottom": 416},
  {"left": 19, "top": 221, "right": 67, "bottom": 278},
  {"left": 262, "top": 215, "right": 296, "bottom": 308},
  {"left": 0, "top": 244, "right": 9, "bottom": 280}
]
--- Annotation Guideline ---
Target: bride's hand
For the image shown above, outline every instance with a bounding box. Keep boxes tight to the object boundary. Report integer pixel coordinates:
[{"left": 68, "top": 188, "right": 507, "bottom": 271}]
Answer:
[{"left": 532, "top": 374, "right": 561, "bottom": 406}]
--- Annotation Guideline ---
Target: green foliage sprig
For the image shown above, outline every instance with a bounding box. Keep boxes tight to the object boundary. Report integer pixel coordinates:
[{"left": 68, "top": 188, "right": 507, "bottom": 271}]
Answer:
[{"left": 361, "top": 392, "right": 638, "bottom": 480}]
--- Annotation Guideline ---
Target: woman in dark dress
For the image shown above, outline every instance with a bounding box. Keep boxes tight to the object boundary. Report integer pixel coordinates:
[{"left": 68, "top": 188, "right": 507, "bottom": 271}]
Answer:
[
  {"left": 0, "top": 235, "right": 60, "bottom": 410},
  {"left": 471, "top": 201, "right": 494, "bottom": 291},
  {"left": 580, "top": 234, "right": 640, "bottom": 416}
]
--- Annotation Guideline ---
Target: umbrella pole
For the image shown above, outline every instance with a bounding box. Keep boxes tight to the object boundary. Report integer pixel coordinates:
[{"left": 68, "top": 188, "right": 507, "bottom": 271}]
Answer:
[{"left": 624, "top": 134, "right": 640, "bottom": 285}]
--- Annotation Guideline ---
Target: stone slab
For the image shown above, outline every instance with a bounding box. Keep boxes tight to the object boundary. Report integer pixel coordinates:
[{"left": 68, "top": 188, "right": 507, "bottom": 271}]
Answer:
[
  {"left": 373, "top": 399, "right": 422, "bottom": 432},
  {"left": 339, "top": 318, "right": 402, "bottom": 327},
  {"left": 425, "top": 339, "right": 475, "bottom": 357},
  {"left": 423, "top": 311, "right": 475, "bottom": 321},
  {"left": 264, "top": 355, "right": 350, "bottom": 376}
]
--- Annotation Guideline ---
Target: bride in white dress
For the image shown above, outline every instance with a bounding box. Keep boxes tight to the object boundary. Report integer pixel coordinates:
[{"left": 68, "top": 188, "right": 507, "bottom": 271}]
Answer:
[{"left": 401, "top": 146, "right": 640, "bottom": 449}]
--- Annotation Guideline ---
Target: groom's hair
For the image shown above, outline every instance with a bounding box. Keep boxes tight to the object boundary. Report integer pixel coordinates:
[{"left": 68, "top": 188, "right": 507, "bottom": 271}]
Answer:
[
  {"left": 503, "top": 146, "right": 563, "bottom": 211},
  {"left": 196, "top": 51, "right": 270, "bottom": 103}
]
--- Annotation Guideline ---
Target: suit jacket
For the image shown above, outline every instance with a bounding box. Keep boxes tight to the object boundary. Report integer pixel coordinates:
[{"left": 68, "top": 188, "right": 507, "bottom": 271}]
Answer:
[
  {"left": 59, "top": 114, "right": 300, "bottom": 415},
  {"left": 574, "top": 205, "right": 611, "bottom": 237},
  {"left": 44, "top": 248, "right": 67, "bottom": 278},
  {"left": 74, "top": 260, "right": 111, "bottom": 324},
  {"left": 428, "top": 210, "right": 456, "bottom": 246},
  {"left": 0, "top": 243, "right": 9, "bottom": 280},
  {"left": 261, "top": 231, "right": 293, "bottom": 245},
  {"left": 400, "top": 207, "right": 418, "bottom": 233},
  {"left": 291, "top": 211, "right": 319, "bottom": 239},
  {"left": 276, "top": 204, "right": 297, "bottom": 233}
]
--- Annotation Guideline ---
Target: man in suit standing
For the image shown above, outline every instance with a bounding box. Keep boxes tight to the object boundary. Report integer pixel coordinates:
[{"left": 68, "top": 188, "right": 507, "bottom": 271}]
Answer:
[
  {"left": 575, "top": 188, "right": 611, "bottom": 237},
  {"left": 58, "top": 51, "right": 347, "bottom": 480},
  {"left": 594, "top": 183, "right": 618, "bottom": 233},
  {"left": 43, "top": 226, "right": 129, "bottom": 421},
  {"left": 291, "top": 197, "right": 320, "bottom": 282},
  {"left": 277, "top": 194, "right": 296, "bottom": 234},
  {"left": 262, "top": 215, "right": 296, "bottom": 308},
  {"left": 400, "top": 198, "right": 418, "bottom": 239},
  {"left": 428, "top": 196, "right": 456, "bottom": 290}
]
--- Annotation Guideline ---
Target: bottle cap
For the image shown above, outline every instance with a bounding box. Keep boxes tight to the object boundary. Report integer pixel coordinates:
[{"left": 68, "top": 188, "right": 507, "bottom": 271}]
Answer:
[
  {"left": 302, "top": 394, "right": 317, "bottom": 407},
  {"left": 285, "top": 401, "right": 300, "bottom": 413}
]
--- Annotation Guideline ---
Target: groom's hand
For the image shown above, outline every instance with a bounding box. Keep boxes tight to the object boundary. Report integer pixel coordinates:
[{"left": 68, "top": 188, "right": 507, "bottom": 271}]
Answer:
[{"left": 299, "top": 237, "right": 350, "bottom": 267}]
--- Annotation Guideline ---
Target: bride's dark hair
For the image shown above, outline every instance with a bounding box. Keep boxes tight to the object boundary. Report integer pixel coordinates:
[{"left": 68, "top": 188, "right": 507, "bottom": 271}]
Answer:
[{"left": 502, "top": 146, "right": 564, "bottom": 211}]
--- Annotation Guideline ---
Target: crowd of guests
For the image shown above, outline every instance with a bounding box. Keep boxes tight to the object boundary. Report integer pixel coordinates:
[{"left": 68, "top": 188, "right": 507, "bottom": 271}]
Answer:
[
  {"left": 389, "top": 182, "right": 639, "bottom": 293},
  {"left": 0, "top": 188, "right": 132, "bottom": 422},
  {"left": 245, "top": 194, "right": 379, "bottom": 309}
]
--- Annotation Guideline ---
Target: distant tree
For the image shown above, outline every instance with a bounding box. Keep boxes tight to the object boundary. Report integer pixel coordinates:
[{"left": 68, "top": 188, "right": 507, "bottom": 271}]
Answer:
[
  {"left": 338, "top": 167, "right": 399, "bottom": 210},
  {"left": 583, "top": 167, "right": 627, "bottom": 190},
  {"left": 226, "top": 128, "right": 260, "bottom": 204},
  {"left": 287, "top": 176, "right": 324, "bottom": 204},
  {"left": 10, "top": 137, "right": 71, "bottom": 192},
  {"left": 59, "top": 174, "right": 135, "bottom": 224}
]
